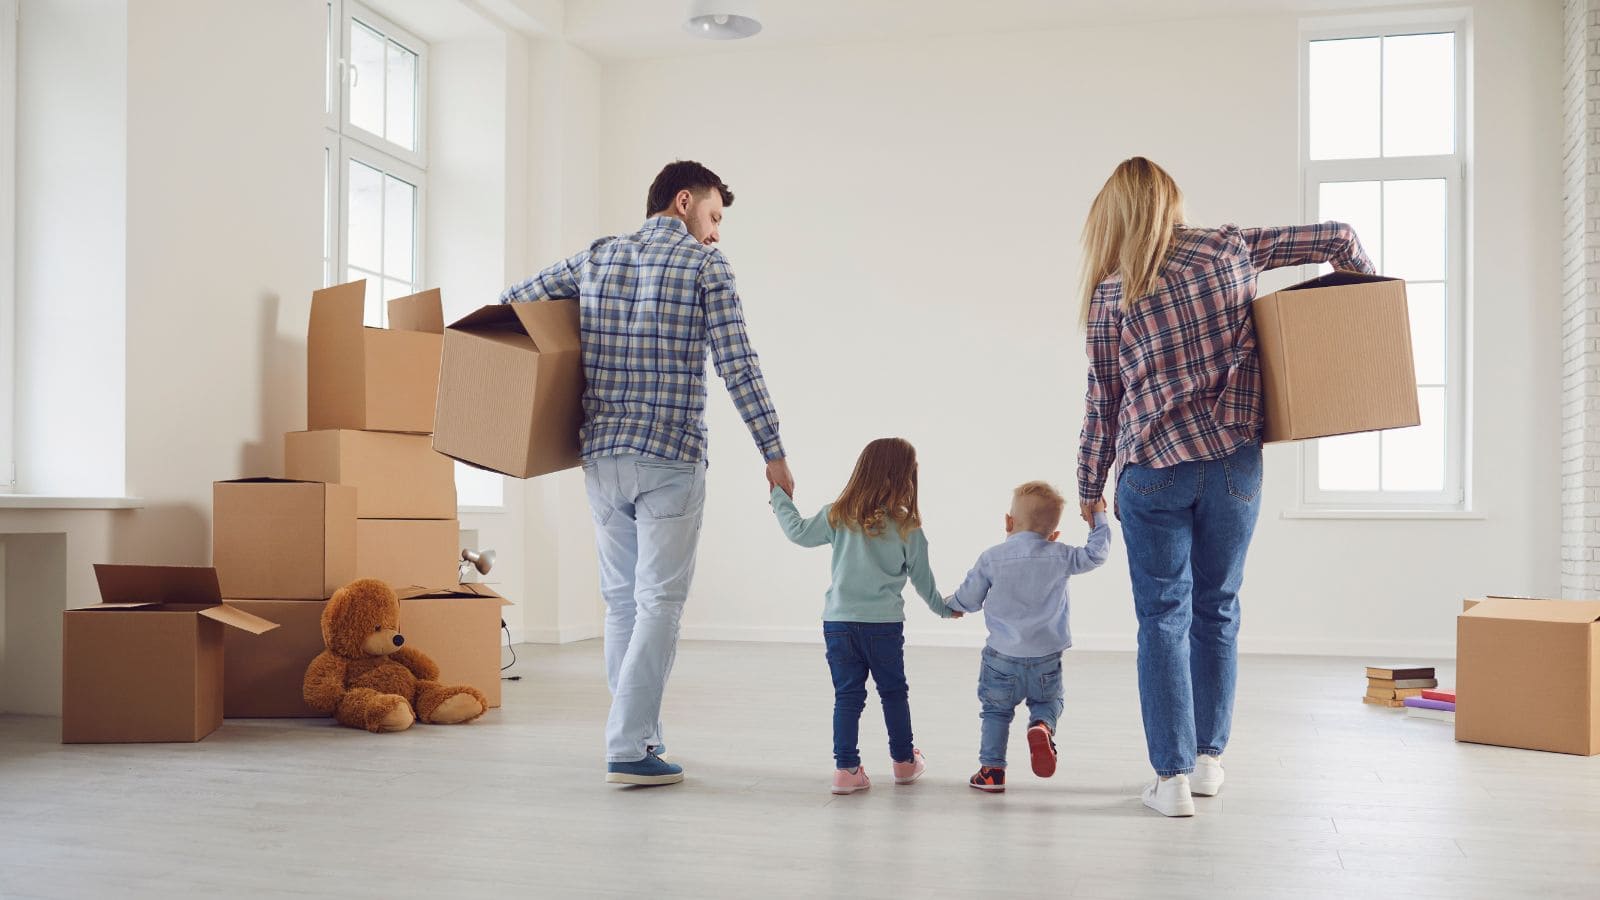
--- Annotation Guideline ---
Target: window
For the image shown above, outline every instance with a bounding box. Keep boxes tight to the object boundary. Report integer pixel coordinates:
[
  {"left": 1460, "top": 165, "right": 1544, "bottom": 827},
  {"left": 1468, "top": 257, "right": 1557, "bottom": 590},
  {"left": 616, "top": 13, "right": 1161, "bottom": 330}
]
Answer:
[
  {"left": 0, "top": 0, "right": 17, "bottom": 492},
  {"left": 1300, "top": 26, "right": 1466, "bottom": 510},
  {"left": 325, "top": 1, "right": 426, "bottom": 327}
]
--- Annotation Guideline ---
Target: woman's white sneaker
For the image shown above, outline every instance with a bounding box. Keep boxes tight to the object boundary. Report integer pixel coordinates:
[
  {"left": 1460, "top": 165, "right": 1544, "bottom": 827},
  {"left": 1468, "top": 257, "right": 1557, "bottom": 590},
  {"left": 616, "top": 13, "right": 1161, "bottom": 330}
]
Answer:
[
  {"left": 1190, "top": 754, "right": 1224, "bottom": 796},
  {"left": 1142, "top": 773, "right": 1196, "bottom": 817}
]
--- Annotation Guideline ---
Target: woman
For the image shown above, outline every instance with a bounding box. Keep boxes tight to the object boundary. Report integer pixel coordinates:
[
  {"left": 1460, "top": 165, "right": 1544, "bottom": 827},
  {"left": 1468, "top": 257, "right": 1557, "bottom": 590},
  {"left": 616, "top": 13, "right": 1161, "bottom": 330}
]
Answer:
[{"left": 1074, "top": 158, "right": 1373, "bottom": 817}]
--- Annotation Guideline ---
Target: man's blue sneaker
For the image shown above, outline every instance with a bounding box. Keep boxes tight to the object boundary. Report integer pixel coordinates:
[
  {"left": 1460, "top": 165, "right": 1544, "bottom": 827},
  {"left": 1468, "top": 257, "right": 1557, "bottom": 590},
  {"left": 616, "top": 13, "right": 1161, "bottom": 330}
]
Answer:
[{"left": 605, "top": 751, "right": 684, "bottom": 786}]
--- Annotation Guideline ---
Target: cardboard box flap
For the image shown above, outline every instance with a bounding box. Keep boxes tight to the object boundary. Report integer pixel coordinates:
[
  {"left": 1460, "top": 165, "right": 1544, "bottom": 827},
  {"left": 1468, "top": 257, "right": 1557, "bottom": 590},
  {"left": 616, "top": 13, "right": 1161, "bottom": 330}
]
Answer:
[
  {"left": 94, "top": 564, "right": 222, "bottom": 607},
  {"left": 1463, "top": 597, "right": 1600, "bottom": 624},
  {"left": 1281, "top": 271, "right": 1403, "bottom": 292},
  {"left": 311, "top": 280, "right": 366, "bottom": 332},
  {"left": 197, "top": 604, "right": 281, "bottom": 635},
  {"left": 449, "top": 304, "right": 524, "bottom": 334},
  {"left": 510, "top": 301, "right": 581, "bottom": 353},
  {"left": 395, "top": 583, "right": 511, "bottom": 605},
  {"left": 216, "top": 477, "right": 320, "bottom": 485},
  {"left": 388, "top": 288, "right": 445, "bottom": 335}
]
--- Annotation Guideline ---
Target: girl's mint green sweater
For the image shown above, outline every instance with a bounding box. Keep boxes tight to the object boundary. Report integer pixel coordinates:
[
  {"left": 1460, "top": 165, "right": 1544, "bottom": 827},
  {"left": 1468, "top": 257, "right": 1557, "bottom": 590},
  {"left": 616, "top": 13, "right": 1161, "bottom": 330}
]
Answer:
[{"left": 770, "top": 486, "right": 954, "bottom": 623}]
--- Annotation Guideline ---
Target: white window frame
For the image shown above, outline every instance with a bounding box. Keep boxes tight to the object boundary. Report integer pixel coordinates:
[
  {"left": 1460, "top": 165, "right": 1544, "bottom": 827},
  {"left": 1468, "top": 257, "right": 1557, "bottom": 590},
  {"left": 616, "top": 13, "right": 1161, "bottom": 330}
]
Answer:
[
  {"left": 325, "top": 0, "right": 427, "bottom": 325},
  {"left": 0, "top": 0, "right": 17, "bottom": 492},
  {"left": 1298, "top": 21, "right": 1469, "bottom": 513}
]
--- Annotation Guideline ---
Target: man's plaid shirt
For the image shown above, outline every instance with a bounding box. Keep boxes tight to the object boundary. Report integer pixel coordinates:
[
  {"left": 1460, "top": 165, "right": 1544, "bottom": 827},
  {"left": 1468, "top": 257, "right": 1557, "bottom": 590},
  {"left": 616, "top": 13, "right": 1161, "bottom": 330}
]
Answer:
[
  {"left": 500, "top": 216, "right": 785, "bottom": 464},
  {"left": 1077, "top": 222, "right": 1375, "bottom": 504}
]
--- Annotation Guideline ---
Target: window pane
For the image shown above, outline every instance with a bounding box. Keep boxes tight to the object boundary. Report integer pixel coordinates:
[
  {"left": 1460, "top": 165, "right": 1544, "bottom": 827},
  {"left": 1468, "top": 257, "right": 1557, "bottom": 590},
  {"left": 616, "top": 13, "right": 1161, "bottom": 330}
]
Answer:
[
  {"left": 386, "top": 41, "right": 418, "bottom": 150},
  {"left": 1383, "top": 33, "right": 1454, "bottom": 157},
  {"left": 1384, "top": 179, "right": 1447, "bottom": 281},
  {"left": 348, "top": 267, "right": 384, "bottom": 327},
  {"left": 383, "top": 277, "right": 412, "bottom": 302},
  {"left": 1318, "top": 430, "right": 1380, "bottom": 491},
  {"left": 1407, "top": 282, "right": 1446, "bottom": 384},
  {"left": 1318, "top": 180, "right": 1383, "bottom": 273},
  {"left": 383, "top": 174, "right": 415, "bottom": 279},
  {"left": 1309, "top": 38, "right": 1381, "bottom": 160},
  {"left": 349, "top": 19, "right": 385, "bottom": 137},
  {"left": 347, "top": 159, "right": 383, "bottom": 272},
  {"left": 1381, "top": 386, "right": 1445, "bottom": 491},
  {"left": 456, "top": 462, "right": 504, "bottom": 508}
]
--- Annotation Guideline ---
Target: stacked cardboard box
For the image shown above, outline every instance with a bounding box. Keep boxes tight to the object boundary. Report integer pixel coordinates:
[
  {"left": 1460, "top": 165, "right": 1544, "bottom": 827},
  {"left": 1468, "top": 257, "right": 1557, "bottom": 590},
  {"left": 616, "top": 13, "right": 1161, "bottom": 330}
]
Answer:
[
  {"left": 1363, "top": 664, "right": 1438, "bottom": 708},
  {"left": 208, "top": 280, "right": 505, "bottom": 719}
]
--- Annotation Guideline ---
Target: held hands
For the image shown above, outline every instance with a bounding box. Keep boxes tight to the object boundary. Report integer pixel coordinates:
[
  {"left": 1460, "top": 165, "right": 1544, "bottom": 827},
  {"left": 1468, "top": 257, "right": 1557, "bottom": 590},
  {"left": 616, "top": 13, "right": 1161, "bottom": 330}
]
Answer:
[
  {"left": 1079, "top": 497, "right": 1107, "bottom": 526},
  {"left": 766, "top": 457, "right": 796, "bottom": 498}
]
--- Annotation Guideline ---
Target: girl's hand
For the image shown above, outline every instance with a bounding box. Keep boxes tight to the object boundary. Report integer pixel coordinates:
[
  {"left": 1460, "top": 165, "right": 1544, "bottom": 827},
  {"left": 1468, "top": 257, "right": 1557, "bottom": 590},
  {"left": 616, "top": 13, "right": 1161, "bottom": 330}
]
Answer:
[{"left": 950, "top": 610, "right": 964, "bottom": 619}]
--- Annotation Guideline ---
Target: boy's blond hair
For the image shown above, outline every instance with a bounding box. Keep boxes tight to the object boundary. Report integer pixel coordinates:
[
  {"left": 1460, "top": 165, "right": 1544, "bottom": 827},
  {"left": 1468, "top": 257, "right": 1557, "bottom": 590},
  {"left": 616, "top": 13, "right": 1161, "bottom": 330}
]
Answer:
[{"left": 1012, "top": 481, "right": 1067, "bottom": 535}]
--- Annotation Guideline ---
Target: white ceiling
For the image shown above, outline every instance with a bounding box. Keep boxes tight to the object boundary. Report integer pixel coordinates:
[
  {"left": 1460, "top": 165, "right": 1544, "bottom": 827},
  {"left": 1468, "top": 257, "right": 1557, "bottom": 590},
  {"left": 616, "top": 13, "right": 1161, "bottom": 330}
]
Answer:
[{"left": 562, "top": 0, "right": 1403, "bottom": 61}]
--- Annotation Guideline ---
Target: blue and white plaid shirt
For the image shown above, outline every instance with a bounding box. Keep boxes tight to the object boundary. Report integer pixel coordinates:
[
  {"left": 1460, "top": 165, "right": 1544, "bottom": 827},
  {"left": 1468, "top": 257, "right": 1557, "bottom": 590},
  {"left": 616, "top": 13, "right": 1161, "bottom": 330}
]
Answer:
[{"left": 499, "top": 216, "right": 785, "bottom": 464}]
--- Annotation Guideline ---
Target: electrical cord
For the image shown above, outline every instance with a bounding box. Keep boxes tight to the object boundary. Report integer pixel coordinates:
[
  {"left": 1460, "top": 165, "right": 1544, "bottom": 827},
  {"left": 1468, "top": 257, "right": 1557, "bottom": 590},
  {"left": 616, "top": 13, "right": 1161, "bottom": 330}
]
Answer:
[{"left": 501, "top": 618, "right": 520, "bottom": 680}]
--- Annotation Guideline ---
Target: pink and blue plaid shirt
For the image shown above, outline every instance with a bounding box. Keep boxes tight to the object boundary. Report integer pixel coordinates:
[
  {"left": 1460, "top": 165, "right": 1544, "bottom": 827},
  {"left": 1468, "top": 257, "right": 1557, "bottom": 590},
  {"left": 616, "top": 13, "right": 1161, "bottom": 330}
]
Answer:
[
  {"left": 1076, "top": 222, "right": 1374, "bottom": 504},
  {"left": 501, "top": 216, "right": 785, "bottom": 464}
]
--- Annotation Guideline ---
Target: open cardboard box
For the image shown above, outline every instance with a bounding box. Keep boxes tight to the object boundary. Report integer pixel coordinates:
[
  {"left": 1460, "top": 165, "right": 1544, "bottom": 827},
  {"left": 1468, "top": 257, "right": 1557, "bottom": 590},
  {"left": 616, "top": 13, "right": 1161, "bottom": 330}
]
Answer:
[
  {"left": 309, "top": 281, "right": 445, "bottom": 434},
  {"left": 64, "top": 565, "right": 279, "bottom": 743},
  {"left": 224, "top": 585, "right": 512, "bottom": 716},
  {"left": 432, "top": 300, "right": 583, "bottom": 479},
  {"left": 285, "top": 429, "right": 456, "bottom": 519},
  {"left": 1458, "top": 597, "right": 1600, "bottom": 755},
  {"left": 213, "top": 478, "right": 356, "bottom": 600},
  {"left": 1253, "top": 272, "right": 1421, "bottom": 443}
]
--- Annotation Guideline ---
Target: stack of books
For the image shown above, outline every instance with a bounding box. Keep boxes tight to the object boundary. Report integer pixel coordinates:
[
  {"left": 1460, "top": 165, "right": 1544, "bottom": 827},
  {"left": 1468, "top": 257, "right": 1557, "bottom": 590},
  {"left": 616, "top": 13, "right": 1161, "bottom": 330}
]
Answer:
[
  {"left": 1404, "top": 689, "right": 1457, "bottom": 723},
  {"left": 1364, "top": 664, "right": 1438, "bottom": 708}
]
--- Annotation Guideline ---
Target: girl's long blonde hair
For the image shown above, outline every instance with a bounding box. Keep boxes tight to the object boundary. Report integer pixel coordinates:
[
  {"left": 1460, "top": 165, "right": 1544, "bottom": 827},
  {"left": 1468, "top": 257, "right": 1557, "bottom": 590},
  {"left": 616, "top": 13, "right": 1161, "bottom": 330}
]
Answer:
[
  {"left": 1078, "top": 157, "right": 1186, "bottom": 325},
  {"left": 828, "top": 437, "right": 921, "bottom": 540}
]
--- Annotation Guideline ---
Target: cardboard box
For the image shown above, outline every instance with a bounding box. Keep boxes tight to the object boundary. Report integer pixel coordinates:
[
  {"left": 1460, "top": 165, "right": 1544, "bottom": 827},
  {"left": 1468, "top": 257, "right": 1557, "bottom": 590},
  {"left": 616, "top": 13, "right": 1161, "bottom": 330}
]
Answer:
[
  {"left": 432, "top": 300, "right": 584, "bottom": 479},
  {"left": 223, "top": 586, "right": 512, "bottom": 716},
  {"left": 213, "top": 478, "right": 356, "bottom": 600},
  {"left": 1457, "top": 597, "right": 1600, "bottom": 756},
  {"left": 64, "top": 565, "right": 278, "bottom": 743},
  {"left": 309, "top": 281, "right": 445, "bottom": 434},
  {"left": 357, "top": 518, "right": 459, "bottom": 591},
  {"left": 1252, "top": 272, "right": 1421, "bottom": 443},
  {"left": 285, "top": 429, "right": 456, "bottom": 519}
]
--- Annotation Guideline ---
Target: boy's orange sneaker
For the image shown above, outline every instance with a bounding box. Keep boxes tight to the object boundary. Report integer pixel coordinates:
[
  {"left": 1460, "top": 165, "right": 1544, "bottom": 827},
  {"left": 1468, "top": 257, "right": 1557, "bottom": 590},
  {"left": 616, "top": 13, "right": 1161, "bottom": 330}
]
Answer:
[
  {"left": 1027, "top": 721, "right": 1057, "bottom": 777},
  {"left": 969, "top": 766, "right": 1006, "bottom": 793}
]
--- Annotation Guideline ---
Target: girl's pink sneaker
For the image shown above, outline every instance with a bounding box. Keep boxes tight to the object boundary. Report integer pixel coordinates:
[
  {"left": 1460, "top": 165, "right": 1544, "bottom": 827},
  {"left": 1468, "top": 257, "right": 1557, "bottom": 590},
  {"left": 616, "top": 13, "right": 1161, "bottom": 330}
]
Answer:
[
  {"left": 892, "top": 748, "right": 927, "bottom": 784},
  {"left": 831, "top": 766, "right": 871, "bottom": 795}
]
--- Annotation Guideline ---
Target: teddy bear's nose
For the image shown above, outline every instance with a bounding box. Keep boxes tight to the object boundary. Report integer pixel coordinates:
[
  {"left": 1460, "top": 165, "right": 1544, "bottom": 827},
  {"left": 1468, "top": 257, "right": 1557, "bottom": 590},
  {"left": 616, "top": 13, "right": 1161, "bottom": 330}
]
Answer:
[{"left": 392, "top": 634, "right": 405, "bottom": 647}]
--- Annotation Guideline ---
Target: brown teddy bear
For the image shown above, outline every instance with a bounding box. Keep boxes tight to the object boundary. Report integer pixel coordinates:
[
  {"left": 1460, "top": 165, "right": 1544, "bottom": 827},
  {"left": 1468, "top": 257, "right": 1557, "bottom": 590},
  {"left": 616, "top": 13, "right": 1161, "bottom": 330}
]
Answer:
[{"left": 303, "top": 578, "right": 488, "bottom": 732}]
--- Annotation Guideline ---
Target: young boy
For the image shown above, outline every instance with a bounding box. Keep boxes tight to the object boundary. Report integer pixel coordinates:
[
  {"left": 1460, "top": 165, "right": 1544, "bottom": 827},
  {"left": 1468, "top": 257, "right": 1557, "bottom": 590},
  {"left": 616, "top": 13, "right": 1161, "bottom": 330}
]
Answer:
[{"left": 944, "top": 481, "right": 1111, "bottom": 792}]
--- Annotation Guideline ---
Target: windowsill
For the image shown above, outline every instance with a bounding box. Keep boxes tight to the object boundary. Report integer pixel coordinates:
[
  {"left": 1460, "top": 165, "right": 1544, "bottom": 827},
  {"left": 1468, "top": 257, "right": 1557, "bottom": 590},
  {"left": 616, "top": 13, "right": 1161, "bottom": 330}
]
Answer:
[
  {"left": 457, "top": 505, "right": 508, "bottom": 515},
  {"left": 0, "top": 494, "right": 144, "bottom": 510},
  {"left": 1281, "top": 507, "right": 1484, "bottom": 521}
]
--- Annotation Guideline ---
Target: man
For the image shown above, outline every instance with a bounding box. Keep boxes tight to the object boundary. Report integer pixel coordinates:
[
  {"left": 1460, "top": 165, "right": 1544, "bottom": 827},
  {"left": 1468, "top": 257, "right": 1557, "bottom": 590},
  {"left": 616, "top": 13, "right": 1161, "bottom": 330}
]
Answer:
[{"left": 500, "top": 161, "right": 794, "bottom": 786}]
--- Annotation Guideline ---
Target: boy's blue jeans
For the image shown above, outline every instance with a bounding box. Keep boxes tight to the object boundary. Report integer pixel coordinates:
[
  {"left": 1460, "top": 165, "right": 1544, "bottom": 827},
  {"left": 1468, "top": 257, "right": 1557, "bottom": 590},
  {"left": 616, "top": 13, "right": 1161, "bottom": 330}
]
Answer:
[
  {"left": 1115, "top": 442, "right": 1262, "bottom": 777},
  {"left": 977, "top": 647, "right": 1064, "bottom": 768},
  {"left": 823, "top": 621, "right": 913, "bottom": 769}
]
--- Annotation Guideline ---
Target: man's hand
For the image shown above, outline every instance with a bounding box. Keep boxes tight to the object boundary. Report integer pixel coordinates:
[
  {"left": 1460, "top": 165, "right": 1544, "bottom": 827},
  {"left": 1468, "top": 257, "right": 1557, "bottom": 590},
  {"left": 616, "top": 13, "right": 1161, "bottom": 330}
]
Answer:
[
  {"left": 950, "top": 610, "right": 964, "bottom": 619},
  {"left": 767, "top": 458, "right": 795, "bottom": 498}
]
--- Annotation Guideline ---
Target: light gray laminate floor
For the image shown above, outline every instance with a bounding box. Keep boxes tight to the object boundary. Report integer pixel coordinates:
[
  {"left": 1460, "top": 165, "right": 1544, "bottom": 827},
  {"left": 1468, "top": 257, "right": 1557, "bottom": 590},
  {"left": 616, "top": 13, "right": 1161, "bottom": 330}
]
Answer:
[{"left": 2, "top": 641, "right": 1598, "bottom": 899}]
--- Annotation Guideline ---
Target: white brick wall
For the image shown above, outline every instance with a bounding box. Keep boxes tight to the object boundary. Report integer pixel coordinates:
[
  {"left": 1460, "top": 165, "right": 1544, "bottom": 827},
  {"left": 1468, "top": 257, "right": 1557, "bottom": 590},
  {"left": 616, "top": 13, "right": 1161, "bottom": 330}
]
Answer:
[{"left": 1562, "top": 0, "right": 1600, "bottom": 595}]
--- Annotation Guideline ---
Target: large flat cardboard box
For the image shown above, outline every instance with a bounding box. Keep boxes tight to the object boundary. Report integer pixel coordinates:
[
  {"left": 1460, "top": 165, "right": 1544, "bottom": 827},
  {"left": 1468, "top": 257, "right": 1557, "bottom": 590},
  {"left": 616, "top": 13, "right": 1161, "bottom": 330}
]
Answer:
[
  {"left": 64, "top": 565, "right": 278, "bottom": 743},
  {"left": 223, "top": 586, "right": 512, "bottom": 716},
  {"left": 357, "top": 518, "right": 459, "bottom": 591},
  {"left": 309, "top": 281, "right": 445, "bottom": 434},
  {"left": 1457, "top": 597, "right": 1600, "bottom": 756},
  {"left": 432, "top": 300, "right": 583, "bottom": 479},
  {"left": 1253, "top": 272, "right": 1421, "bottom": 443},
  {"left": 213, "top": 478, "right": 356, "bottom": 600},
  {"left": 285, "top": 429, "right": 456, "bottom": 519}
]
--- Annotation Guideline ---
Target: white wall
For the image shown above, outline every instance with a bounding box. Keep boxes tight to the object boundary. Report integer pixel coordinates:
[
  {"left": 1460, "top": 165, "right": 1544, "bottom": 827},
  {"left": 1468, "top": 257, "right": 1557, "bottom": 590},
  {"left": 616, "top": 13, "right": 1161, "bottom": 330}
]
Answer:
[
  {"left": 594, "top": 0, "right": 1564, "bottom": 657},
  {"left": 14, "top": 0, "right": 126, "bottom": 496}
]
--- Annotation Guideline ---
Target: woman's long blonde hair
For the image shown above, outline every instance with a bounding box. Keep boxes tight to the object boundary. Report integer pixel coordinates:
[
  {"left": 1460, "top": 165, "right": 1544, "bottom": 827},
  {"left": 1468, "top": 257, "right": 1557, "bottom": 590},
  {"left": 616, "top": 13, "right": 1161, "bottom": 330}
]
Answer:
[
  {"left": 1078, "top": 157, "right": 1186, "bottom": 325},
  {"left": 828, "top": 437, "right": 921, "bottom": 540}
]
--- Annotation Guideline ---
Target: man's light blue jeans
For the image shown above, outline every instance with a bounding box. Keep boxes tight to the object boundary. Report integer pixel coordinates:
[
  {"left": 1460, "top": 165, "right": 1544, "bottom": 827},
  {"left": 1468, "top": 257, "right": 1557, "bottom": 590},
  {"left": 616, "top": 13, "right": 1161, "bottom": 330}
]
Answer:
[{"left": 584, "top": 454, "right": 707, "bottom": 764}]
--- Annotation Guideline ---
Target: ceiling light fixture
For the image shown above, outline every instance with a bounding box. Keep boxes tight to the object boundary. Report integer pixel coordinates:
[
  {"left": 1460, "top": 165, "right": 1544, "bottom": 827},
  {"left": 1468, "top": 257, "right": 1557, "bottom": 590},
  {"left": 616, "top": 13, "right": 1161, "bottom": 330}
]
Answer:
[{"left": 684, "top": 0, "right": 762, "bottom": 40}]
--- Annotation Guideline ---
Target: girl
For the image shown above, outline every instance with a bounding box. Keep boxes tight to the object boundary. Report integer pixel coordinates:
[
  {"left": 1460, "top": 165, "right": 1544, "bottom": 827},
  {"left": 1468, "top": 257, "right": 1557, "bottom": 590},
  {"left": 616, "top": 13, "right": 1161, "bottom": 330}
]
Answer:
[
  {"left": 770, "top": 437, "right": 958, "bottom": 794},
  {"left": 1075, "top": 157, "right": 1374, "bottom": 817}
]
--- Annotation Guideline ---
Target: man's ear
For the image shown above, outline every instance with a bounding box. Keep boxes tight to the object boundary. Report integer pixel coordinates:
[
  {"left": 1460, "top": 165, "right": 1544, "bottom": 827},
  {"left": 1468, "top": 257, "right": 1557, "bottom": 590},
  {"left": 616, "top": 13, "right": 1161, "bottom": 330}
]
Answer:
[{"left": 675, "top": 189, "right": 693, "bottom": 214}]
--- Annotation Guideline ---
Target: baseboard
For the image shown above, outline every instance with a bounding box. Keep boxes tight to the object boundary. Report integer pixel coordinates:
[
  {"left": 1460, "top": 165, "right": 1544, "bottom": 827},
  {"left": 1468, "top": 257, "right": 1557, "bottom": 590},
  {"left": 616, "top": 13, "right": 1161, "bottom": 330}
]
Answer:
[
  {"left": 523, "top": 622, "right": 602, "bottom": 644},
  {"left": 677, "top": 625, "right": 1454, "bottom": 660}
]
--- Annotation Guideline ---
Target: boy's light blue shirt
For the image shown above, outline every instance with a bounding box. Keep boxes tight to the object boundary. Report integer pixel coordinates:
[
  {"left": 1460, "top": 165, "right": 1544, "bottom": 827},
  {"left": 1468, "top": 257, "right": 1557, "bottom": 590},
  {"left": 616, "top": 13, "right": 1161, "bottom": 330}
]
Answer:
[
  {"left": 945, "top": 512, "right": 1111, "bottom": 658},
  {"left": 770, "top": 486, "right": 954, "bottom": 623}
]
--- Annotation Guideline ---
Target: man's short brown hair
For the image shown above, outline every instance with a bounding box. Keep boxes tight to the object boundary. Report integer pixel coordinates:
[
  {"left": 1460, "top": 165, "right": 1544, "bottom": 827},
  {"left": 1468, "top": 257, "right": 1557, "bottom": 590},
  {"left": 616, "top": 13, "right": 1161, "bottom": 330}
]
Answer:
[
  {"left": 1012, "top": 481, "right": 1067, "bottom": 535},
  {"left": 646, "top": 160, "right": 734, "bottom": 216}
]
